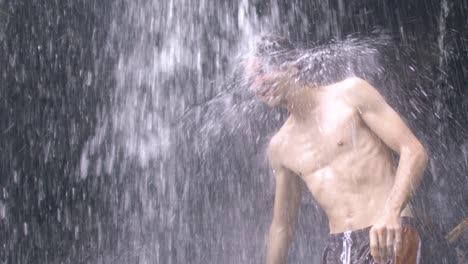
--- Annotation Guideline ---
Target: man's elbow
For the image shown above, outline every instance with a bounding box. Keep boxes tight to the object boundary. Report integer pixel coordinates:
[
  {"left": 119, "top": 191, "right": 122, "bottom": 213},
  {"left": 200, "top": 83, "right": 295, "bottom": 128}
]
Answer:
[
  {"left": 401, "top": 141, "right": 428, "bottom": 175},
  {"left": 409, "top": 142, "right": 429, "bottom": 181},
  {"left": 415, "top": 142, "right": 429, "bottom": 169},
  {"left": 403, "top": 141, "right": 428, "bottom": 165}
]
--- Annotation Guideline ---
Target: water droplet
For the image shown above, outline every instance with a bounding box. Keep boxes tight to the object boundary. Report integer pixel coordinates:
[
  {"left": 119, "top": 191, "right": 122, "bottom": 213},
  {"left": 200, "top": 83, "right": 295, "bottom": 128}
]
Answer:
[
  {"left": 74, "top": 226, "right": 79, "bottom": 240},
  {"left": 13, "top": 171, "right": 18, "bottom": 184},
  {"left": 0, "top": 201, "right": 5, "bottom": 219},
  {"left": 23, "top": 222, "right": 28, "bottom": 236}
]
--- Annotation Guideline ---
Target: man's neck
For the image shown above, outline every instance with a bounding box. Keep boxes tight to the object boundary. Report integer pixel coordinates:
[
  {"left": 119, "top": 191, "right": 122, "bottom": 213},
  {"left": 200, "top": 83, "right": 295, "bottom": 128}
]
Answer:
[{"left": 285, "top": 85, "right": 324, "bottom": 122}]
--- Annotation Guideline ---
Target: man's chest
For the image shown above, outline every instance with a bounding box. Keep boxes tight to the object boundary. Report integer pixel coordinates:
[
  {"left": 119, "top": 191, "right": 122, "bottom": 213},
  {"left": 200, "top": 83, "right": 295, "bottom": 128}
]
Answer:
[{"left": 279, "top": 105, "right": 364, "bottom": 176}]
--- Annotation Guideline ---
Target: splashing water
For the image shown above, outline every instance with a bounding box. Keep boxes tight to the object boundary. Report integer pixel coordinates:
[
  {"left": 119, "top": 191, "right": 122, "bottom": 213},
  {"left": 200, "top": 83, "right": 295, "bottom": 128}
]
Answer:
[{"left": 240, "top": 34, "right": 393, "bottom": 91}]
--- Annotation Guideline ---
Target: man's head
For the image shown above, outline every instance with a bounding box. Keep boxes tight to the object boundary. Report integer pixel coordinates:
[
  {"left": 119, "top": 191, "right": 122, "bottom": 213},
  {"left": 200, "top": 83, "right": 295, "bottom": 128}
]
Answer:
[
  {"left": 254, "top": 35, "right": 295, "bottom": 59},
  {"left": 244, "top": 35, "right": 302, "bottom": 107}
]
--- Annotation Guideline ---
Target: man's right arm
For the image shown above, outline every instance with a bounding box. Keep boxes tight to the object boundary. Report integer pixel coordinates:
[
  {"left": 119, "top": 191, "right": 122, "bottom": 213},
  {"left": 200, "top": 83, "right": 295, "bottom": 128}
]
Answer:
[{"left": 265, "top": 142, "right": 302, "bottom": 264}]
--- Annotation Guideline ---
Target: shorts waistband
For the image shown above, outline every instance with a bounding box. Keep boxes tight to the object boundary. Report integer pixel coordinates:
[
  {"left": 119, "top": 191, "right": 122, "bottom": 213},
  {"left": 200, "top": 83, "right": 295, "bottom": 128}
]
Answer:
[{"left": 327, "top": 217, "right": 418, "bottom": 244}]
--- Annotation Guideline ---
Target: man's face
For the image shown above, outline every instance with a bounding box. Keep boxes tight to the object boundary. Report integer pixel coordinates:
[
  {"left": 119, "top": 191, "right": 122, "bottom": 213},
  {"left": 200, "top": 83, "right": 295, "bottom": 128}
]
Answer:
[{"left": 244, "top": 58, "right": 294, "bottom": 107}]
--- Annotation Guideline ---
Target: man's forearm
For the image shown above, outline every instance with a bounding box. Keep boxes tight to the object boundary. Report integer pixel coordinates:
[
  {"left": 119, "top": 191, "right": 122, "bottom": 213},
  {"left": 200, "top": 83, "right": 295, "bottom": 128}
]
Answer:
[
  {"left": 384, "top": 145, "right": 428, "bottom": 214},
  {"left": 265, "top": 223, "right": 294, "bottom": 264}
]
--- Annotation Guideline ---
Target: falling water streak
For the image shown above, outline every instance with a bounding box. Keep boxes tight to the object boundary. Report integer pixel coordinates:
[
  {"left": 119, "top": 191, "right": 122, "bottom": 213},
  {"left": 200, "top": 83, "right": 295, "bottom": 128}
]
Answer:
[
  {"left": 431, "top": 0, "right": 452, "bottom": 155},
  {"left": 80, "top": 1, "right": 268, "bottom": 263},
  {"left": 437, "top": 0, "right": 450, "bottom": 71}
]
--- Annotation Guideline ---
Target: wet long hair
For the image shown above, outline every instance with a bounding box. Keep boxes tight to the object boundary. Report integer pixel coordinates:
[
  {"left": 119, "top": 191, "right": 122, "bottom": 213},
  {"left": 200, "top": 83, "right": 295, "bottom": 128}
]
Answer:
[
  {"left": 253, "top": 35, "right": 299, "bottom": 71},
  {"left": 253, "top": 34, "right": 388, "bottom": 87}
]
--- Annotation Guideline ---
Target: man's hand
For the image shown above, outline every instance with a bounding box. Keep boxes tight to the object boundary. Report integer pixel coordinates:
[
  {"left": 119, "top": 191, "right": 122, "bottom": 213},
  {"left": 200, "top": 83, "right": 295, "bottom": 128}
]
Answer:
[{"left": 369, "top": 212, "right": 402, "bottom": 263}]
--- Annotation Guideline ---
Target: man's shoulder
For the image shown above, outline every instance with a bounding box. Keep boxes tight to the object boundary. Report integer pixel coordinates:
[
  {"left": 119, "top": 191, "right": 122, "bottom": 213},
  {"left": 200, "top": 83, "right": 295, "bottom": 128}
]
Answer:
[
  {"left": 268, "top": 131, "right": 283, "bottom": 157},
  {"left": 336, "top": 77, "right": 371, "bottom": 96},
  {"left": 267, "top": 124, "right": 290, "bottom": 163},
  {"left": 335, "top": 77, "right": 381, "bottom": 111}
]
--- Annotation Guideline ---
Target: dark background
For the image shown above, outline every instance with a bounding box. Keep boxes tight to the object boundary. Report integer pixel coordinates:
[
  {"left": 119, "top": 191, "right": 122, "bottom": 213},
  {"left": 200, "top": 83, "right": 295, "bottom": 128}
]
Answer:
[{"left": 0, "top": 0, "right": 467, "bottom": 263}]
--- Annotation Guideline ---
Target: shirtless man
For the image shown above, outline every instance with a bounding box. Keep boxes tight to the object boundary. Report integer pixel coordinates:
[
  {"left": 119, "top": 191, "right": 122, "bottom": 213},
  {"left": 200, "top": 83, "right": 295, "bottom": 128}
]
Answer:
[{"left": 244, "top": 36, "right": 428, "bottom": 264}]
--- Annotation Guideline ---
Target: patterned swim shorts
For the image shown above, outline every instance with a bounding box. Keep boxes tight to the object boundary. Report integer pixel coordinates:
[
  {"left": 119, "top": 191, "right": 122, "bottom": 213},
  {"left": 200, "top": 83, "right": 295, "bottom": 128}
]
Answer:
[{"left": 322, "top": 217, "right": 421, "bottom": 264}]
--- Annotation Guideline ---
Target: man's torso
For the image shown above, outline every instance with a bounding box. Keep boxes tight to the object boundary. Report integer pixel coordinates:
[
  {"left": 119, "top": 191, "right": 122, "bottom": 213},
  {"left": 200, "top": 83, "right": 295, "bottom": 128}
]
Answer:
[{"left": 271, "top": 82, "right": 412, "bottom": 233}]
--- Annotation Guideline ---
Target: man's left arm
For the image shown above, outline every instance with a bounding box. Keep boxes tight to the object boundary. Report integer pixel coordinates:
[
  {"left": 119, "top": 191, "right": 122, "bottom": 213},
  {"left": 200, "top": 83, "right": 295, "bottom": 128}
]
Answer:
[{"left": 346, "top": 77, "right": 429, "bottom": 263}]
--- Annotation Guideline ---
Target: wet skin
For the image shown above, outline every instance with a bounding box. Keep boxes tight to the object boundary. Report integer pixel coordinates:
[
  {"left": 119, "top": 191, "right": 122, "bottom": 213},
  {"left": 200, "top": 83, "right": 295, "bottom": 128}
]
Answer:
[
  {"left": 270, "top": 83, "right": 410, "bottom": 233},
  {"left": 245, "top": 63, "right": 429, "bottom": 264}
]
